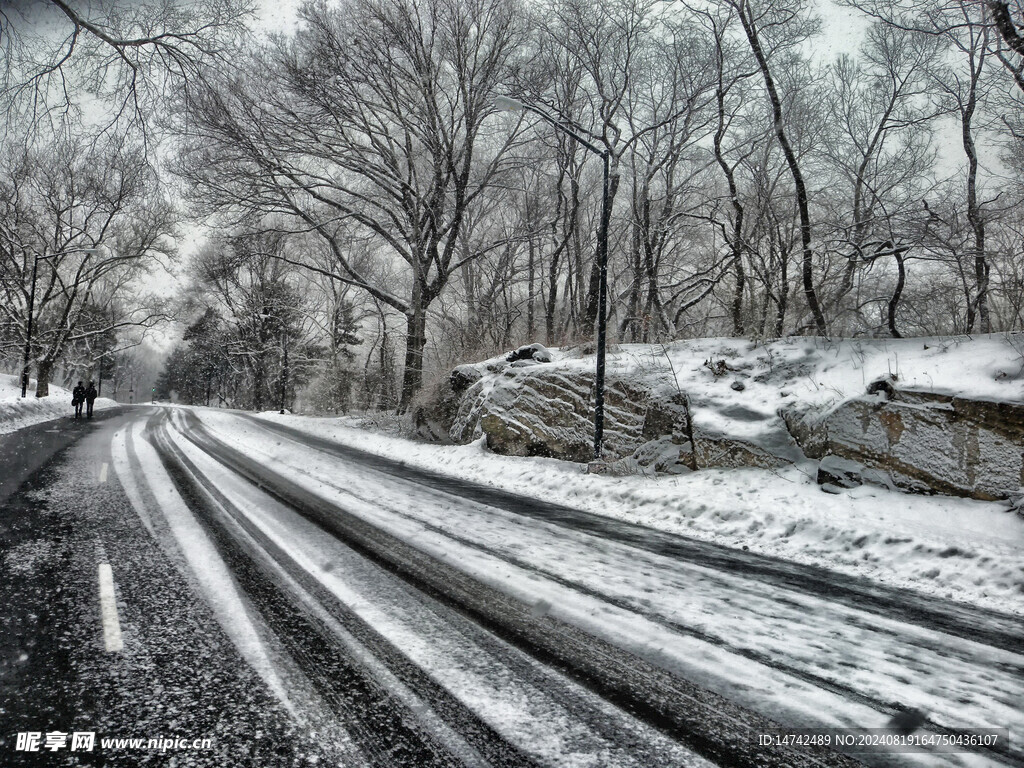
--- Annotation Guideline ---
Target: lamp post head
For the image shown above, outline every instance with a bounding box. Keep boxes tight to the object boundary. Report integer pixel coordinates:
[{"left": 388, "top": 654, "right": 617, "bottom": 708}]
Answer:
[{"left": 493, "top": 95, "right": 525, "bottom": 112}]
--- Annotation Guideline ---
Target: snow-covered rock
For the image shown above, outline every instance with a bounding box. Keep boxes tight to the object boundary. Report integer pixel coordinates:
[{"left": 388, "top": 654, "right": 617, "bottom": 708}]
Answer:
[
  {"left": 819, "top": 390, "right": 1024, "bottom": 501},
  {"left": 506, "top": 343, "right": 553, "bottom": 364},
  {"left": 817, "top": 454, "right": 867, "bottom": 489},
  {"left": 427, "top": 335, "right": 1023, "bottom": 499},
  {"left": 450, "top": 364, "right": 484, "bottom": 392}
]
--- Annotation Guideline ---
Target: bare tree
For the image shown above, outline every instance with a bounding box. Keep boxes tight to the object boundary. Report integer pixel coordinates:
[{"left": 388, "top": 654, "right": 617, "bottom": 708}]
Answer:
[
  {"left": 726, "top": 0, "right": 828, "bottom": 335},
  {"left": 180, "top": 0, "right": 528, "bottom": 409},
  {"left": 0, "top": 128, "right": 175, "bottom": 395},
  {"left": 820, "top": 22, "right": 943, "bottom": 336},
  {"left": 0, "top": 0, "right": 253, "bottom": 138}
]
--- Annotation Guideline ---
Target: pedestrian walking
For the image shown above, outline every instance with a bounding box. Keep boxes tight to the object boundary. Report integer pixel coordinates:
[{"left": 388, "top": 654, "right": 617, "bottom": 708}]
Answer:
[
  {"left": 72, "top": 381, "right": 85, "bottom": 420},
  {"left": 85, "top": 381, "right": 98, "bottom": 419}
]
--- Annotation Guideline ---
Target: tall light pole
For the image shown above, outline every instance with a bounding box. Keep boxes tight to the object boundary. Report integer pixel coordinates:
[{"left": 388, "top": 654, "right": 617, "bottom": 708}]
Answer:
[
  {"left": 494, "top": 96, "right": 611, "bottom": 461},
  {"left": 280, "top": 329, "right": 289, "bottom": 415},
  {"left": 256, "top": 312, "right": 290, "bottom": 415},
  {"left": 21, "top": 247, "right": 98, "bottom": 398}
]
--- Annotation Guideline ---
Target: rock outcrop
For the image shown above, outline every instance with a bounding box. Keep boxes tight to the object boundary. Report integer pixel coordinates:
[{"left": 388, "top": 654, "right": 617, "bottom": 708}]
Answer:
[
  {"left": 451, "top": 366, "right": 655, "bottom": 462},
  {"left": 422, "top": 351, "right": 1023, "bottom": 501},
  {"left": 813, "top": 390, "right": 1024, "bottom": 501},
  {"left": 445, "top": 363, "right": 792, "bottom": 472}
]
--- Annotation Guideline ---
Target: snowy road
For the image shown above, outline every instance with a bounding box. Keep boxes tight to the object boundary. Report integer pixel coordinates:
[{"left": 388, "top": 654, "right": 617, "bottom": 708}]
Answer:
[{"left": 1, "top": 406, "right": 1019, "bottom": 767}]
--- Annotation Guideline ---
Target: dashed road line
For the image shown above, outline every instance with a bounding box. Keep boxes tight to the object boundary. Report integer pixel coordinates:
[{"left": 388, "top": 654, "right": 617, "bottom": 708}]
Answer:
[{"left": 98, "top": 562, "right": 124, "bottom": 653}]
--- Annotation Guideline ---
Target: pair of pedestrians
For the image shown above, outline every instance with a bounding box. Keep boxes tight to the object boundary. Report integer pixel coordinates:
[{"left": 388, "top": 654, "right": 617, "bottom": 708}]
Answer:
[{"left": 72, "top": 381, "right": 97, "bottom": 420}]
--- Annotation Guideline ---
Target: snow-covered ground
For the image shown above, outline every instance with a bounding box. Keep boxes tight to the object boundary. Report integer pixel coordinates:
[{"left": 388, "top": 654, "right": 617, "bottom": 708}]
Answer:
[
  {"left": 233, "top": 406, "right": 1024, "bottom": 619},
  {"left": 0, "top": 372, "right": 119, "bottom": 435}
]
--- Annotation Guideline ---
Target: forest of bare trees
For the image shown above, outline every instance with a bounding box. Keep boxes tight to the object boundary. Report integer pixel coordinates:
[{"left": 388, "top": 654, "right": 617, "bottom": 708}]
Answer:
[
  {"left": 3, "top": 0, "right": 1023, "bottom": 412},
  {"left": 0, "top": 0, "right": 248, "bottom": 396}
]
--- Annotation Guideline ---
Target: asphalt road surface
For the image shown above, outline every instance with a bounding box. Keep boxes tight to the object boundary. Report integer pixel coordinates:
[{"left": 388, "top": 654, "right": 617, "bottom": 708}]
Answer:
[{"left": 0, "top": 406, "right": 1019, "bottom": 767}]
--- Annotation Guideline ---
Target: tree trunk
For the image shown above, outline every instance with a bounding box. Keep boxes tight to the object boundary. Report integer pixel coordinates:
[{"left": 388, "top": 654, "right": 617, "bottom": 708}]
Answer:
[
  {"left": 960, "top": 18, "right": 990, "bottom": 332},
  {"left": 737, "top": 3, "right": 827, "bottom": 335},
  {"left": 545, "top": 251, "right": 560, "bottom": 345},
  {"left": 623, "top": 212, "right": 643, "bottom": 341},
  {"left": 964, "top": 122, "right": 989, "bottom": 332},
  {"left": 35, "top": 358, "right": 54, "bottom": 398},
  {"left": 253, "top": 366, "right": 264, "bottom": 412},
  {"left": 775, "top": 238, "right": 789, "bottom": 337},
  {"left": 712, "top": 34, "right": 748, "bottom": 338},
  {"left": 888, "top": 251, "right": 906, "bottom": 338},
  {"left": 399, "top": 304, "right": 427, "bottom": 413},
  {"left": 527, "top": 238, "right": 536, "bottom": 339},
  {"left": 378, "top": 322, "right": 396, "bottom": 411},
  {"left": 733, "top": 253, "right": 746, "bottom": 336}
]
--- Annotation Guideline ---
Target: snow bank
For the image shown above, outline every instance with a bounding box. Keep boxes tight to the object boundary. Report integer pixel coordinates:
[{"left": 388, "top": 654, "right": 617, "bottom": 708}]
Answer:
[{"left": 0, "top": 373, "right": 118, "bottom": 436}]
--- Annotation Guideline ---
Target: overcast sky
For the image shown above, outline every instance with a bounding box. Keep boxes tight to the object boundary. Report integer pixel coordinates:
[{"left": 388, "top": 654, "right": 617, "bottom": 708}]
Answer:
[{"left": 252, "top": 0, "right": 871, "bottom": 51}]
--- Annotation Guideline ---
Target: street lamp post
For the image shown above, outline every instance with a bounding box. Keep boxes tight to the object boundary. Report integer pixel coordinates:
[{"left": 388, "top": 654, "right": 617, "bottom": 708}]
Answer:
[
  {"left": 21, "top": 247, "right": 98, "bottom": 398},
  {"left": 256, "top": 312, "right": 290, "bottom": 415},
  {"left": 494, "top": 96, "right": 611, "bottom": 461},
  {"left": 280, "top": 330, "right": 288, "bottom": 415}
]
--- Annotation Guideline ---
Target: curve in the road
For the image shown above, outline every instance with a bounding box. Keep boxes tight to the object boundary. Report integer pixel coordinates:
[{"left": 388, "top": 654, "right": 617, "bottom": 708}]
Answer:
[
  {"left": 164, "top": 409, "right": 869, "bottom": 768},
  {"left": 240, "top": 414, "right": 1023, "bottom": 657}
]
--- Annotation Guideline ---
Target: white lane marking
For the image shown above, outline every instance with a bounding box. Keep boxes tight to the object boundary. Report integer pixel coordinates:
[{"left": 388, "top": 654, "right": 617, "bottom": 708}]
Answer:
[
  {"left": 98, "top": 563, "right": 124, "bottom": 652},
  {"left": 99, "top": 462, "right": 108, "bottom": 483}
]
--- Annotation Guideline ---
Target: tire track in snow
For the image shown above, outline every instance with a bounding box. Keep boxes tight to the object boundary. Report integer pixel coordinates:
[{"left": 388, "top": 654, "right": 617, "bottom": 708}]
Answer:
[
  {"left": 172, "top": 409, "right": 866, "bottom": 768},
  {"left": 238, "top": 413, "right": 1023, "bottom": 655},
  {"left": 157, "top": 410, "right": 713, "bottom": 768},
  {"left": 153, "top": 416, "right": 528, "bottom": 768},
  {"left": 195, "top": 409, "right": 1023, "bottom": 768}
]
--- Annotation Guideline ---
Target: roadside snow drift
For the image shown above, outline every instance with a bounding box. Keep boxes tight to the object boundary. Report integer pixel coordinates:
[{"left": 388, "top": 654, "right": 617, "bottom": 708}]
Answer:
[
  {"left": 235, "top": 408, "right": 1024, "bottom": 619},
  {"left": 0, "top": 373, "right": 118, "bottom": 435}
]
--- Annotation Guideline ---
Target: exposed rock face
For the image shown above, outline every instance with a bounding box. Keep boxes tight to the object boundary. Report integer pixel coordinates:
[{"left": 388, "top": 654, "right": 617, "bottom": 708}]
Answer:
[
  {"left": 686, "top": 428, "right": 790, "bottom": 470},
  {"left": 818, "top": 390, "right": 1024, "bottom": 501},
  {"left": 448, "top": 365, "right": 791, "bottom": 471},
  {"left": 780, "top": 404, "right": 829, "bottom": 460},
  {"left": 412, "top": 382, "right": 462, "bottom": 443},
  {"left": 451, "top": 367, "right": 653, "bottom": 462},
  {"left": 427, "top": 354, "right": 1022, "bottom": 501},
  {"left": 450, "top": 364, "right": 483, "bottom": 393}
]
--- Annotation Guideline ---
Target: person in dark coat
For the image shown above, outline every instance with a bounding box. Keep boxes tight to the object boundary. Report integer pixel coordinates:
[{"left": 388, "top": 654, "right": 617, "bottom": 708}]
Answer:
[
  {"left": 72, "top": 381, "right": 85, "bottom": 420},
  {"left": 85, "top": 381, "right": 98, "bottom": 419}
]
